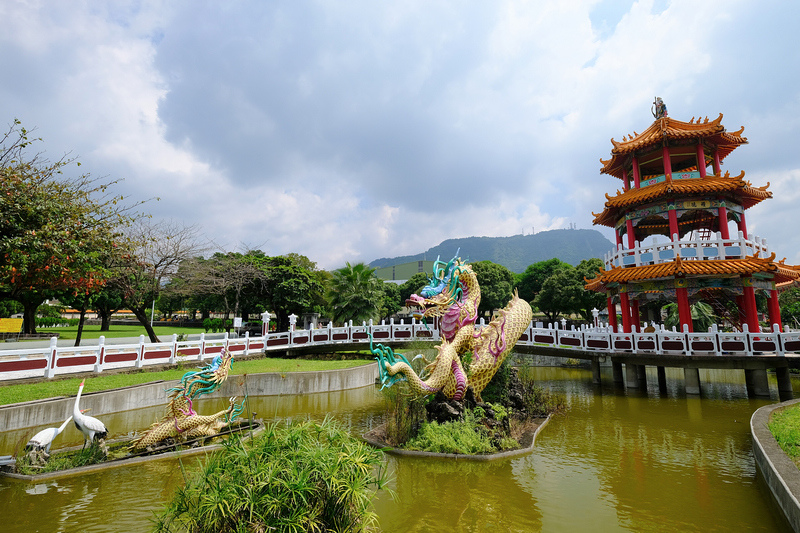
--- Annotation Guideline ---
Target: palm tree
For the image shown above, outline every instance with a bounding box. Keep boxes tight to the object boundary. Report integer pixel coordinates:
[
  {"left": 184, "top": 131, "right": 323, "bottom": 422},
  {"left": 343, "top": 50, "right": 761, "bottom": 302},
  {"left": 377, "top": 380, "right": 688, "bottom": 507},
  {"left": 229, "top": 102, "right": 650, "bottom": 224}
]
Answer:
[
  {"left": 662, "top": 301, "right": 716, "bottom": 331},
  {"left": 327, "top": 262, "right": 383, "bottom": 326}
]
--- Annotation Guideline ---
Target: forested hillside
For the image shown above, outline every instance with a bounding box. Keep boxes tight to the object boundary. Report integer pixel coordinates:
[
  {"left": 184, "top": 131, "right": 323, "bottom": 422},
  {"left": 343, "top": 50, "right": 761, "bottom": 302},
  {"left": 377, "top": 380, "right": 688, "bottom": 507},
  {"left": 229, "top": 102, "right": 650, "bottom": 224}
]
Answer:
[{"left": 370, "top": 229, "right": 614, "bottom": 273}]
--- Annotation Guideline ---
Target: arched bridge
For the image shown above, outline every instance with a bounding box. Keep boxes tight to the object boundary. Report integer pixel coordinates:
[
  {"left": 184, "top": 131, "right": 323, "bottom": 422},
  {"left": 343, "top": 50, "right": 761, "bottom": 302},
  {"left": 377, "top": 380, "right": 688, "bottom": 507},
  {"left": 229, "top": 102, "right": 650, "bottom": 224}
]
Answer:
[{"left": 2, "top": 319, "right": 798, "bottom": 400}]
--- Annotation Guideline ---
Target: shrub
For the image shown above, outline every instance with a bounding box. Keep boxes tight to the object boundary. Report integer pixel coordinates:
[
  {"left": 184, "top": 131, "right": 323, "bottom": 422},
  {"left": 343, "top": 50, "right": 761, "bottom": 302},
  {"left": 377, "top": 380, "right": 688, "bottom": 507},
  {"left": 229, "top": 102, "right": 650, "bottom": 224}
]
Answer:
[
  {"left": 405, "top": 410, "right": 495, "bottom": 455},
  {"left": 153, "top": 417, "right": 390, "bottom": 533}
]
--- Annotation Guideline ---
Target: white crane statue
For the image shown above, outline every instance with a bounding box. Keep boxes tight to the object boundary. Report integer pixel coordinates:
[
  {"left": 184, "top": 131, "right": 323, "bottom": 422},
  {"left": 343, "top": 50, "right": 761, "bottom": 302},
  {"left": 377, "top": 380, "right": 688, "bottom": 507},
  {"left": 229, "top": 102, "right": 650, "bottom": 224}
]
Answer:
[
  {"left": 73, "top": 379, "right": 108, "bottom": 449},
  {"left": 25, "top": 415, "right": 73, "bottom": 457}
]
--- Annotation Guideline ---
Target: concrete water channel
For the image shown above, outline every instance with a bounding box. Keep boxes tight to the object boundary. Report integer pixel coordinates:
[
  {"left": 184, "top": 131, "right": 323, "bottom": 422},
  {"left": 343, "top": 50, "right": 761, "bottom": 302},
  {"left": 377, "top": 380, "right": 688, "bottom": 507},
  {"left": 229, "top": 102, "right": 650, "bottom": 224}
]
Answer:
[{"left": 0, "top": 364, "right": 796, "bottom": 532}]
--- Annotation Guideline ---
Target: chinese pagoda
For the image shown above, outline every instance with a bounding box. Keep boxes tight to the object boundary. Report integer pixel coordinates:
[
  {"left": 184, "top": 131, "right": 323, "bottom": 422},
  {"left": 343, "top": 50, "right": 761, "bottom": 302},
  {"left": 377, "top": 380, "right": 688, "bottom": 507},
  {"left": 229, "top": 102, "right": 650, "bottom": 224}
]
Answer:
[{"left": 586, "top": 99, "right": 800, "bottom": 334}]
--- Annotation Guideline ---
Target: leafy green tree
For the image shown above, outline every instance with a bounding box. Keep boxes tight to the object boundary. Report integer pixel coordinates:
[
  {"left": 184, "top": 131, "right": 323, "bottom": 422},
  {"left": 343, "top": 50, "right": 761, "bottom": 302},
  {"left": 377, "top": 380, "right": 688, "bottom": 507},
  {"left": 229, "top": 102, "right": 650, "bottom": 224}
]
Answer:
[
  {"left": 379, "top": 281, "right": 402, "bottom": 321},
  {"left": 514, "top": 258, "right": 570, "bottom": 307},
  {"left": 471, "top": 261, "right": 514, "bottom": 319},
  {"left": 0, "top": 299, "right": 22, "bottom": 318},
  {"left": 0, "top": 119, "right": 138, "bottom": 333},
  {"left": 92, "top": 283, "right": 125, "bottom": 331},
  {"left": 574, "top": 258, "right": 607, "bottom": 321},
  {"left": 781, "top": 287, "right": 800, "bottom": 329},
  {"left": 327, "top": 262, "right": 383, "bottom": 326},
  {"left": 535, "top": 266, "right": 583, "bottom": 321},
  {"left": 260, "top": 255, "right": 323, "bottom": 331}
]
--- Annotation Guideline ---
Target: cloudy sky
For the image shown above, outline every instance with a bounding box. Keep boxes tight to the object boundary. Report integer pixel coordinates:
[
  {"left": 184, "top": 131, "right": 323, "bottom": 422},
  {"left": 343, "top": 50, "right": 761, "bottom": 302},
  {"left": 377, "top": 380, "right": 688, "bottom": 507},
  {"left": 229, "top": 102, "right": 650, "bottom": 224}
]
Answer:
[{"left": 2, "top": 1, "right": 799, "bottom": 270}]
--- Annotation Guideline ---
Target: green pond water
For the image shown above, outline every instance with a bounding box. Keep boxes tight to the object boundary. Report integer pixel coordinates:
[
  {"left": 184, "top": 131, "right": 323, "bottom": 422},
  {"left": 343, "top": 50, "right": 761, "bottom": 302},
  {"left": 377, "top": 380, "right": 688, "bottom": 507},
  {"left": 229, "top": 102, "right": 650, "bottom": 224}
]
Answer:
[{"left": 0, "top": 366, "right": 795, "bottom": 532}]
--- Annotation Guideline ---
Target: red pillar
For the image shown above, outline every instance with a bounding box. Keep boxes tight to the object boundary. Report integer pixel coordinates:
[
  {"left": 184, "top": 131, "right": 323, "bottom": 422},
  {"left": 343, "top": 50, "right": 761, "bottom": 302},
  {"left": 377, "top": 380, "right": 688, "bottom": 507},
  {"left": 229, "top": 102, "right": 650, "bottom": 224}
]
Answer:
[
  {"left": 768, "top": 288, "right": 783, "bottom": 332},
  {"left": 620, "top": 287, "right": 632, "bottom": 333},
  {"left": 736, "top": 295, "right": 747, "bottom": 327},
  {"left": 622, "top": 167, "right": 629, "bottom": 192},
  {"left": 738, "top": 212, "right": 749, "bottom": 239},
  {"left": 696, "top": 143, "right": 707, "bottom": 178},
  {"left": 607, "top": 297, "right": 618, "bottom": 333},
  {"left": 616, "top": 229, "right": 623, "bottom": 248},
  {"left": 631, "top": 299, "right": 641, "bottom": 332},
  {"left": 662, "top": 146, "right": 672, "bottom": 179},
  {"left": 669, "top": 208, "right": 679, "bottom": 241},
  {"left": 676, "top": 287, "right": 693, "bottom": 332},
  {"left": 718, "top": 205, "right": 730, "bottom": 239},
  {"left": 713, "top": 148, "right": 721, "bottom": 175},
  {"left": 742, "top": 277, "right": 760, "bottom": 332},
  {"left": 632, "top": 156, "right": 641, "bottom": 189},
  {"left": 626, "top": 219, "right": 636, "bottom": 249}
]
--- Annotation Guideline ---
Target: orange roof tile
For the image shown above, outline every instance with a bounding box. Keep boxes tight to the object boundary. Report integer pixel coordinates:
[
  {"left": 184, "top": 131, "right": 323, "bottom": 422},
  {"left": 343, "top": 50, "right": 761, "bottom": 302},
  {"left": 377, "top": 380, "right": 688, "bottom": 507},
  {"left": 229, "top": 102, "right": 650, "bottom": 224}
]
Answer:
[
  {"left": 592, "top": 171, "right": 772, "bottom": 227},
  {"left": 600, "top": 114, "right": 748, "bottom": 179},
  {"left": 585, "top": 253, "right": 800, "bottom": 291}
]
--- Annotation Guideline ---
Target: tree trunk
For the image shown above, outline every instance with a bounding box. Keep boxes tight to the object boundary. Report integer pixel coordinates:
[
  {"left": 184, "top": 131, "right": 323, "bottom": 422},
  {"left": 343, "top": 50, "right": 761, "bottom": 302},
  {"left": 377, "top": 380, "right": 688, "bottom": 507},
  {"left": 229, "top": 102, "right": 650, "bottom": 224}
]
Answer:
[
  {"left": 100, "top": 311, "right": 112, "bottom": 331},
  {"left": 74, "top": 307, "right": 87, "bottom": 347},
  {"left": 131, "top": 306, "right": 160, "bottom": 343},
  {"left": 21, "top": 297, "right": 44, "bottom": 334}
]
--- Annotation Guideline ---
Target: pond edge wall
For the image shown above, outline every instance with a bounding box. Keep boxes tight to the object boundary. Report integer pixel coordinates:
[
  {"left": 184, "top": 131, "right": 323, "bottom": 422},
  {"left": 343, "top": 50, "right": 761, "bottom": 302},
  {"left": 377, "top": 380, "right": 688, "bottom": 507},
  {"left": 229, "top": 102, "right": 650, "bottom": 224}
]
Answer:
[
  {"left": 0, "top": 363, "right": 379, "bottom": 432},
  {"left": 751, "top": 398, "right": 800, "bottom": 532}
]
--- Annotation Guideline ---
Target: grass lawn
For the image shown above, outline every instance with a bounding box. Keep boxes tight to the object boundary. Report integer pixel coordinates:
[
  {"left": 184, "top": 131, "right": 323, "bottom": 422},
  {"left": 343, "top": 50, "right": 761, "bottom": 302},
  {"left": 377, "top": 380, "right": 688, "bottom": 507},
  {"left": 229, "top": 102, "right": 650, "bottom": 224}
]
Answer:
[
  {"left": 0, "top": 357, "right": 374, "bottom": 406},
  {"left": 36, "top": 324, "right": 207, "bottom": 341},
  {"left": 769, "top": 403, "right": 800, "bottom": 468}
]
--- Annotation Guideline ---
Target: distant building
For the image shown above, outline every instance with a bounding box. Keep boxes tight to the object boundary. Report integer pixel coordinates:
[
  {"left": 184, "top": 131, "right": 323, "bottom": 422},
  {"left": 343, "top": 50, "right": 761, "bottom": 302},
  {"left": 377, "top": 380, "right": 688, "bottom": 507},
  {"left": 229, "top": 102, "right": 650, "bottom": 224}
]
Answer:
[{"left": 374, "top": 260, "right": 436, "bottom": 283}]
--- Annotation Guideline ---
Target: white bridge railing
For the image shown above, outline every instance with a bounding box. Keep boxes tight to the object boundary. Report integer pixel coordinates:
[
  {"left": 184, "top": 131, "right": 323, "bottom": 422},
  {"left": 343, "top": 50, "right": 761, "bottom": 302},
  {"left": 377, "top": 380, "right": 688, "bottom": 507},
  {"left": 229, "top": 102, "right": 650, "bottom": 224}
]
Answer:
[
  {"left": 604, "top": 231, "right": 770, "bottom": 270},
  {"left": 0, "top": 318, "right": 438, "bottom": 381},
  {"left": 2, "top": 317, "right": 800, "bottom": 381},
  {"left": 514, "top": 321, "right": 800, "bottom": 358}
]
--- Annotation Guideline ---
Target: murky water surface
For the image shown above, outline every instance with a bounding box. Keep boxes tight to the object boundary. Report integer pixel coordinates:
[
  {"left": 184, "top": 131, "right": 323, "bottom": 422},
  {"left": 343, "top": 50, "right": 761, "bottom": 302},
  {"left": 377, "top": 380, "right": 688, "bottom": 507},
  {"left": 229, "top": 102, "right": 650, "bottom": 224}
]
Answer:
[{"left": 1, "top": 367, "right": 795, "bottom": 532}]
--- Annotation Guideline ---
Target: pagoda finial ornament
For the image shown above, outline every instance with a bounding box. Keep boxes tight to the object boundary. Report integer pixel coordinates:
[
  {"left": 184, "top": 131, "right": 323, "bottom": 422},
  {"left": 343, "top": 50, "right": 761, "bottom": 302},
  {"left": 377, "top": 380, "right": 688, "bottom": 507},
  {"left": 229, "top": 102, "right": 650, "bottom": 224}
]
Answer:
[{"left": 652, "top": 97, "right": 667, "bottom": 119}]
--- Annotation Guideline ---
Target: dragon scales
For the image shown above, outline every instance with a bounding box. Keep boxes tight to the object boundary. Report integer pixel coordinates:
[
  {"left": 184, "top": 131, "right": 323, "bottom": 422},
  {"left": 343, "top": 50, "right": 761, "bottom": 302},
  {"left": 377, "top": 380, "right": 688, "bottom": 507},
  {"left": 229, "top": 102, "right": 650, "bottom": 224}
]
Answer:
[
  {"left": 375, "top": 254, "right": 532, "bottom": 402},
  {"left": 131, "top": 348, "right": 245, "bottom": 451}
]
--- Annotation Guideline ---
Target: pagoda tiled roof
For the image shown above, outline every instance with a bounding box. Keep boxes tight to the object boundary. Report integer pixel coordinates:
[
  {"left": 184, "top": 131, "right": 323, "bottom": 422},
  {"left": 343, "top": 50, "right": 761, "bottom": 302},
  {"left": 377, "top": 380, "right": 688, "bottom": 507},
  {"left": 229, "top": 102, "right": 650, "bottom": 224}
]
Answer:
[
  {"left": 600, "top": 114, "right": 748, "bottom": 179},
  {"left": 592, "top": 171, "right": 772, "bottom": 227},
  {"left": 584, "top": 253, "right": 800, "bottom": 291}
]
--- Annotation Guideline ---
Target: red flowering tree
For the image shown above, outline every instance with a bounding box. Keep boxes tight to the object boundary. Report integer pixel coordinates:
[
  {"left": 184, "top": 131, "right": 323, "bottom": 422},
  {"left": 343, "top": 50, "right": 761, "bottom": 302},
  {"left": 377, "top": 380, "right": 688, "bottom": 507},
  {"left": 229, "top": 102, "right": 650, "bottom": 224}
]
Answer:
[{"left": 0, "top": 120, "right": 138, "bottom": 333}]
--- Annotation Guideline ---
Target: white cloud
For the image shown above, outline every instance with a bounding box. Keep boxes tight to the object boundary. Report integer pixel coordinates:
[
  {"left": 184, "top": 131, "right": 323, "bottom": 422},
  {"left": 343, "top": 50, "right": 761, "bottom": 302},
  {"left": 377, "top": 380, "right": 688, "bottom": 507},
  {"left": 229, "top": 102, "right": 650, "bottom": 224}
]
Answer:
[{"left": 1, "top": 0, "right": 798, "bottom": 271}]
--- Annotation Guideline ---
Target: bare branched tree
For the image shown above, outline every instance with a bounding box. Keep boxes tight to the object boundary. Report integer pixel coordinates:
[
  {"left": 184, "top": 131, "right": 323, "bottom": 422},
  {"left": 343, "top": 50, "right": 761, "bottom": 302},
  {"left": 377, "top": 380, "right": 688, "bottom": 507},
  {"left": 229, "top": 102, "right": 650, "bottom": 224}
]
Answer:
[{"left": 116, "top": 220, "right": 209, "bottom": 342}]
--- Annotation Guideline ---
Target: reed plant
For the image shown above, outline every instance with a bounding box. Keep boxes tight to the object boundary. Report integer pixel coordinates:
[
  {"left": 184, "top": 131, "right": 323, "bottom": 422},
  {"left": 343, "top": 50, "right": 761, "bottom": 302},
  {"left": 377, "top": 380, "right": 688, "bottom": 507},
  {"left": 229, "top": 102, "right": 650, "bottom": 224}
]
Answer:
[
  {"left": 152, "top": 416, "right": 390, "bottom": 533},
  {"left": 381, "top": 382, "right": 428, "bottom": 446}
]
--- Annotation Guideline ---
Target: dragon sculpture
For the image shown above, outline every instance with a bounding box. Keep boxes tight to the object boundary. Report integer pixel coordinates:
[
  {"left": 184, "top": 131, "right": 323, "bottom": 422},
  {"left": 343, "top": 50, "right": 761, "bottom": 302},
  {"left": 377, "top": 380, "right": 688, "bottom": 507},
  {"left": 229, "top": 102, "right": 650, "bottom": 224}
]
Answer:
[
  {"left": 131, "top": 348, "right": 245, "bottom": 451},
  {"left": 374, "top": 253, "right": 532, "bottom": 402}
]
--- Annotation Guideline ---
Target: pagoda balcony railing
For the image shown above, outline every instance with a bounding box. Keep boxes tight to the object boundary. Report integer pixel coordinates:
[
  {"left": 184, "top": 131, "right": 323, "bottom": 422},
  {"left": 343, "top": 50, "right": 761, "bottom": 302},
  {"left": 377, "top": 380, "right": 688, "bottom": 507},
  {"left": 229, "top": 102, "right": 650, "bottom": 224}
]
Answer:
[{"left": 604, "top": 231, "right": 770, "bottom": 270}]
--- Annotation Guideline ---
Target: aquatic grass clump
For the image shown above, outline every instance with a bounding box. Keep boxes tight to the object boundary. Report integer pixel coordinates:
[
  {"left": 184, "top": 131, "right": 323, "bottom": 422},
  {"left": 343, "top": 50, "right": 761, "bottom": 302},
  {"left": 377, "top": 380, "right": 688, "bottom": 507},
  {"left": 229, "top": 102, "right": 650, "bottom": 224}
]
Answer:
[
  {"left": 15, "top": 444, "right": 109, "bottom": 475},
  {"left": 153, "top": 416, "right": 390, "bottom": 533},
  {"left": 405, "top": 410, "right": 497, "bottom": 455}
]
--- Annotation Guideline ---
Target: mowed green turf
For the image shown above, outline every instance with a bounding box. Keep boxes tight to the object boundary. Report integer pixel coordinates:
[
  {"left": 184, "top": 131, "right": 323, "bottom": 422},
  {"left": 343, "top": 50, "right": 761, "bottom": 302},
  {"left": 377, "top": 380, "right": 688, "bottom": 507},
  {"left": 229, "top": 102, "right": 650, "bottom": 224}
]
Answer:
[
  {"left": 35, "top": 324, "right": 207, "bottom": 341},
  {"left": 0, "top": 357, "right": 374, "bottom": 406},
  {"left": 769, "top": 403, "right": 800, "bottom": 468}
]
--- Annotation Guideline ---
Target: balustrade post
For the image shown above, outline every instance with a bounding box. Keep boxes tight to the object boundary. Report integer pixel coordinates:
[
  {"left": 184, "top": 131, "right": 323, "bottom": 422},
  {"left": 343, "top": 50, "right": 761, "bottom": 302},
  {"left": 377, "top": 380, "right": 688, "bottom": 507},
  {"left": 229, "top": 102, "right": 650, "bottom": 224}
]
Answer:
[
  {"left": 135, "top": 335, "right": 146, "bottom": 368},
  {"left": 45, "top": 336, "right": 58, "bottom": 378},
  {"left": 93, "top": 336, "right": 105, "bottom": 373},
  {"left": 169, "top": 333, "right": 178, "bottom": 364}
]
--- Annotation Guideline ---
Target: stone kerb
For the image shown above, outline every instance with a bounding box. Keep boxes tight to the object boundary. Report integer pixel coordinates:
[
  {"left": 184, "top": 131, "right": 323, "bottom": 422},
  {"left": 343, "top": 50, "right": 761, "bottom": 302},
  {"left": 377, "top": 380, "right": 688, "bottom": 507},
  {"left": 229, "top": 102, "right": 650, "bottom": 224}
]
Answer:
[
  {"left": 751, "top": 399, "right": 800, "bottom": 532},
  {"left": 0, "top": 363, "right": 379, "bottom": 432}
]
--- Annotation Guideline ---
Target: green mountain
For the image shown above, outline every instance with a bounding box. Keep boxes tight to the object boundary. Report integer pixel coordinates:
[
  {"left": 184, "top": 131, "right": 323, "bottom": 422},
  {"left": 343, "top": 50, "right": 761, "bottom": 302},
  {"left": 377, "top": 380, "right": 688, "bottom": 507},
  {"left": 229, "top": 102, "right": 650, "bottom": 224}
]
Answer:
[{"left": 369, "top": 229, "right": 614, "bottom": 273}]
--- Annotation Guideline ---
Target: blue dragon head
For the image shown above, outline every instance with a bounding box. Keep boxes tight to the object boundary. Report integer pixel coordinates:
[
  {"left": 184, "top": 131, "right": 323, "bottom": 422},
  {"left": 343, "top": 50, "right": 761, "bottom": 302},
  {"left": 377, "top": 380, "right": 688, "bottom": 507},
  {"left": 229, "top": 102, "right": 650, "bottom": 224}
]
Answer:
[{"left": 407, "top": 251, "right": 467, "bottom": 319}]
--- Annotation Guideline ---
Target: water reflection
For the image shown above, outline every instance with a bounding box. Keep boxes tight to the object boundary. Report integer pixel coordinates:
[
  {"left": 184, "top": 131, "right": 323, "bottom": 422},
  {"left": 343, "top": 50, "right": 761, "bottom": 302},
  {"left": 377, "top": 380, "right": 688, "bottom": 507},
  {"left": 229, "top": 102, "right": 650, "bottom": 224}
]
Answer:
[{"left": 1, "top": 367, "right": 796, "bottom": 532}]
